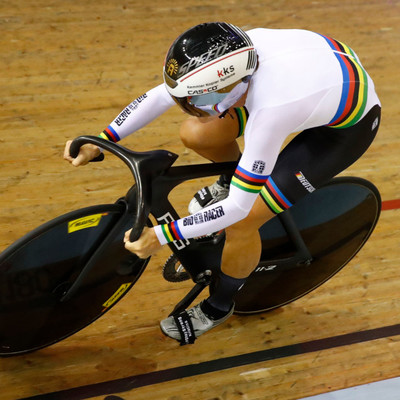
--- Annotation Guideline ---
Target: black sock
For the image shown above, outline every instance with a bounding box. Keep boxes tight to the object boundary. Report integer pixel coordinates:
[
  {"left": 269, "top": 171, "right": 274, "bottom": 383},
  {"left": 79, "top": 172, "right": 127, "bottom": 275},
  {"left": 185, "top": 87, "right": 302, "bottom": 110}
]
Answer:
[
  {"left": 201, "top": 271, "right": 246, "bottom": 319},
  {"left": 201, "top": 300, "right": 230, "bottom": 320}
]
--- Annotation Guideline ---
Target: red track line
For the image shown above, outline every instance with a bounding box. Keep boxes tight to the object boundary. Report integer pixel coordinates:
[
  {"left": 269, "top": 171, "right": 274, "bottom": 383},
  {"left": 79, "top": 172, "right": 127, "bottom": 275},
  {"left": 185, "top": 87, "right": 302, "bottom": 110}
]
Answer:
[{"left": 382, "top": 199, "right": 400, "bottom": 211}]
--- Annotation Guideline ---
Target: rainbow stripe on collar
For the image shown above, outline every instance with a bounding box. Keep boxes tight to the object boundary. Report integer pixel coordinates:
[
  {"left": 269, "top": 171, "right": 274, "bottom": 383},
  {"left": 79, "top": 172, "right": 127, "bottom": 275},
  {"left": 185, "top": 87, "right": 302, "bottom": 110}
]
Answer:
[{"left": 234, "top": 106, "right": 249, "bottom": 137}]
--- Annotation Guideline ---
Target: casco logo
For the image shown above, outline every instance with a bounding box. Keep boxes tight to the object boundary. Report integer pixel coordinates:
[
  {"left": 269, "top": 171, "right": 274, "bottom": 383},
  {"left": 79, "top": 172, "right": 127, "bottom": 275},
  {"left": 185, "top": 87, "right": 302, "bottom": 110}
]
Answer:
[
  {"left": 188, "top": 85, "right": 218, "bottom": 95},
  {"left": 166, "top": 58, "right": 179, "bottom": 77},
  {"left": 217, "top": 65, "right": 234, "bottom": 78}
]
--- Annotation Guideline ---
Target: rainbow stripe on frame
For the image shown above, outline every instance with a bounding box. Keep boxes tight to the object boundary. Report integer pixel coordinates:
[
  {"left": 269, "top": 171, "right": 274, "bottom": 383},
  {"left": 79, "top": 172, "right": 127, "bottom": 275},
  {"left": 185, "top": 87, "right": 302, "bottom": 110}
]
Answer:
[
  {"left": 319, "top": 34, "right": 368, "bottom": 129},
  {"left": 231, "top": 165, "right": 268, "bottom": 194}
]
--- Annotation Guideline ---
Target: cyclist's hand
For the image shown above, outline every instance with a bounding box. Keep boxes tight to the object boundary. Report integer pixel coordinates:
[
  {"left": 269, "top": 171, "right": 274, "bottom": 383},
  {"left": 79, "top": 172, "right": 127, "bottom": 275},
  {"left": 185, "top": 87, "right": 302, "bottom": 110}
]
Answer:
[
  {"left": 124, "top": 227, "right": 162, "bottom": 259},
  {"left": 63, "top": 140, "right": 101, "bottom": 167}
]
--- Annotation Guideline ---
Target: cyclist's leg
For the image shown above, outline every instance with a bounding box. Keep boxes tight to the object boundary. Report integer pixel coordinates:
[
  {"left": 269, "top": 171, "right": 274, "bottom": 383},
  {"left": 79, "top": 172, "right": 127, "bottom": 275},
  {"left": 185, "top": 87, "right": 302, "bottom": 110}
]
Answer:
[
  {"left": 162, "top": 106, "right": 381, "bottom": 343},
  {"left": 221, "top": 196, "right": 274, "bottom": 278},
  {"left": 161, "top": 196, "right": 277, "bottom": 343},
  {"left": 207, "top": 105, "right": 381, "bottom": 312}
]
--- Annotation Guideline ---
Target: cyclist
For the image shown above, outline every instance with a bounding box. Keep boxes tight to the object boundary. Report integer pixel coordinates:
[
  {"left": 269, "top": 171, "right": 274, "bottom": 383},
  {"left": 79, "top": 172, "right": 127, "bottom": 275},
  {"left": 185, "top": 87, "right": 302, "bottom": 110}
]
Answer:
[{"left": 64, "top": 22, "right": 381, "bottom": 345}]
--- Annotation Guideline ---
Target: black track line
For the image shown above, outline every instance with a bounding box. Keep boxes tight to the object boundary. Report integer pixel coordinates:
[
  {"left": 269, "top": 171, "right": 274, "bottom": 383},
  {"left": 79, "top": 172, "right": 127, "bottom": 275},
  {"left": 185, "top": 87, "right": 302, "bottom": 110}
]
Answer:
[{"left": 19, "top": 323, "right": 400, "bottom": 400}]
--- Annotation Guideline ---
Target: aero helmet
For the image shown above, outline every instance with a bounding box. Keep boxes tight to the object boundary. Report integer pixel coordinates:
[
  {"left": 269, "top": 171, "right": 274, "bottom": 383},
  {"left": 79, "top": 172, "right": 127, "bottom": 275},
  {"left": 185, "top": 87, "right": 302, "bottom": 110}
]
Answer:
[{"left": 163, "top": 22, "right": 257, "bottom": 117}]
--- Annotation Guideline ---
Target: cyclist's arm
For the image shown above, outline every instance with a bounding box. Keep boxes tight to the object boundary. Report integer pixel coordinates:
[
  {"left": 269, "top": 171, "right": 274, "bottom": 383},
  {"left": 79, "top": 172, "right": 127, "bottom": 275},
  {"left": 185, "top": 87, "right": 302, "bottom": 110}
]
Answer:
[
  {"left": 99, "top": 83, "right": 176, "bottom": 142},
  {"left": 153, "top": 105, "right": 304, "bottom": 245},
  {"left": 65, "top": 84, "right": 175, "bottom": 166}
]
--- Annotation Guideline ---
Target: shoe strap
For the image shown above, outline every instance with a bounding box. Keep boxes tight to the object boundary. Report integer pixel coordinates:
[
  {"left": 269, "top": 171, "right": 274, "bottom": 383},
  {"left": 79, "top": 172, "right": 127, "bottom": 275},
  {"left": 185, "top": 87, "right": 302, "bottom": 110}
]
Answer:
[
  {"left": 194, "top": 187, "right": 213, "bottom": 207},
  {"left": 173, "top": 311, "right": 196, "bottom": 345}
]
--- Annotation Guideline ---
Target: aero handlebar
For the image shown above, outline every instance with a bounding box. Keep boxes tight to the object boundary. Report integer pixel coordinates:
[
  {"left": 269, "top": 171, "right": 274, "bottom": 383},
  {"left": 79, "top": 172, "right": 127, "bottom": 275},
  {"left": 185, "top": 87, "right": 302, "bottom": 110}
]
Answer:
[{"left": 70, "top": 135, "right": 178, "bottom": 241}]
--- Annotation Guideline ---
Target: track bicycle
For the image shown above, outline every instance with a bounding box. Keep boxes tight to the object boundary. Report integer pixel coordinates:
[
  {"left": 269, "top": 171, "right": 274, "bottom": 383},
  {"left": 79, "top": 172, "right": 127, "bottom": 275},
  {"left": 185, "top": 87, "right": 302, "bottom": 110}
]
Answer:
[{"left": 0, "top": 136, "right": 381, "bottom": 355}]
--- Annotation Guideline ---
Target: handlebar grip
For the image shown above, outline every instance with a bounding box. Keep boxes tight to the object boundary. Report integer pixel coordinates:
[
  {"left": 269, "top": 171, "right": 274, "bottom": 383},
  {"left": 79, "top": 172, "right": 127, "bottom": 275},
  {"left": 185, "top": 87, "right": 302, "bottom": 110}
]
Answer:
[
  {"left": 91, "top": 153, "right": 105, "bottom": 162},
  {"left": 129, "top": 225, "right": 143, "bottom": 243},
  {"left": 69, "top": 138, "right": 105, "bottom": 162}
]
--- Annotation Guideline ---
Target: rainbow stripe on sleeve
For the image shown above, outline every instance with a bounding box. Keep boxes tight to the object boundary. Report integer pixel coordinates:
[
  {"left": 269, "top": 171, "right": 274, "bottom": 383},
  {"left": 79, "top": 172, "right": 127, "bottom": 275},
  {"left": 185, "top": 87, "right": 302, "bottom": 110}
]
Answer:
[
  {"left": 231, "top": 165, "right": 268, "bottom": 194},
  {"left": 98, "top": 125, "right": 121, "bottom": 142},
  {"left": 318, "top": 34, "right": 368, "bottom": 129},
  {"left": 160, "top": 221, "right": 185, "bottom": 243}
]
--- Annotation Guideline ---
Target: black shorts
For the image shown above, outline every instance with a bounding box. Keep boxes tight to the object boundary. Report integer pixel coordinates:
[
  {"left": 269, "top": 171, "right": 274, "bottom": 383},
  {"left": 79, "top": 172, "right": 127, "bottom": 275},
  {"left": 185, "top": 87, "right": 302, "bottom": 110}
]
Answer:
[{"left": 259, "top": 105, "right": 381, "bottom": 214}]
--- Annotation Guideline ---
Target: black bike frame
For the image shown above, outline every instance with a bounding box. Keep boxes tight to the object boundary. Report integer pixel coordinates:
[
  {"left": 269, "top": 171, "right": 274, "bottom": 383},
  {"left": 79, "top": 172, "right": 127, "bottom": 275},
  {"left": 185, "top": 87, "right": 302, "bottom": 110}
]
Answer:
[{"left": 69, "top": 136, "right": 314, "bottom": 313}]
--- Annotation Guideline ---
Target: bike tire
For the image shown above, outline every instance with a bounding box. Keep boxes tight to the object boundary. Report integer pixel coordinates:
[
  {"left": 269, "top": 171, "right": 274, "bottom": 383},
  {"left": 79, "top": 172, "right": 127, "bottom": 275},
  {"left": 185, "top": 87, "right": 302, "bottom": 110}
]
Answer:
[
  {"left": 0, "top": 202, "right": 151, "bottom": 356},
  {"left": 234, "top": 177, "right": 381, "bottom": 314}
]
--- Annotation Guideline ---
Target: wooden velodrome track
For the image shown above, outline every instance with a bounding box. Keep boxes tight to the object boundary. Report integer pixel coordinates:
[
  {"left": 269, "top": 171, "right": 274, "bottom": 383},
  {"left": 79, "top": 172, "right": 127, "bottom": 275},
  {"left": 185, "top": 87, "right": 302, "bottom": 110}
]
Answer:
[{"left": 1, "top": 0, "right": 399, "bottom": 399}]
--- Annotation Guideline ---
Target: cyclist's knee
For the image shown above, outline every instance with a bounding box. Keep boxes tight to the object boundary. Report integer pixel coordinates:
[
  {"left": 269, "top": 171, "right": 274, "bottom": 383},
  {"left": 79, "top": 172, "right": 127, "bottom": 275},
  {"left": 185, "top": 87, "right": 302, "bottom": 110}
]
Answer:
[
  {"left": 179, "top": 117, "right": 207, "bottom": 150},
  {"left": 226, "top": 213, "right": 260, "bottom": 238},
  {"left": 226, "top": 198, "right": 275, "bottom": 238},
  {"left": 179, "top": 114, "right": 239, "bottom": 150}
]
